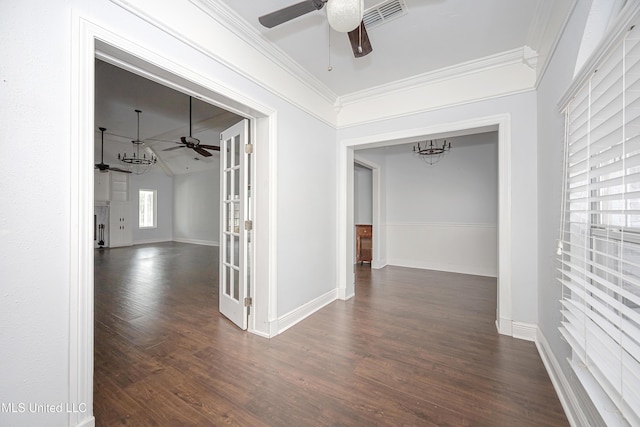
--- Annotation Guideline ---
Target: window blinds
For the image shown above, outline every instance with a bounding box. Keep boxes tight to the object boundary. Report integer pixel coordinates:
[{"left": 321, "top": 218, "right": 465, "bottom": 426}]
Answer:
[{"left": 559, "top": 23, "right": 640, "bottom": 426}]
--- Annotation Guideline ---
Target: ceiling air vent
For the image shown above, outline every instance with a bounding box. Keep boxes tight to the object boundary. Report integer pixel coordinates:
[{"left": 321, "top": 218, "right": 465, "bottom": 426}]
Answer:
[{"left": 363, "top": 0, "right": 408, "bottom": 30}]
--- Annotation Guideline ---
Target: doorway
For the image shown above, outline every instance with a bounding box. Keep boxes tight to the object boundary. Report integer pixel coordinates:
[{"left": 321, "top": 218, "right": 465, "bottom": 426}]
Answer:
[
  {"left": 338, "top": 115, "right": 513, "bottom": 336},
  {"left": 70, "top": 20, "right": 277, "bottom": 424}
]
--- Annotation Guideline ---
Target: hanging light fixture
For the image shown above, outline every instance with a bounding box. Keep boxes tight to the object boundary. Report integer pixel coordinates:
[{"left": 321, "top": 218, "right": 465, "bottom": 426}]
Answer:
[
  {"left": 327, "top": 0, "right": 364, "bottom": 33},
  {"left": 118, "top": 109, "right": 157, "bottom": 175},
  {"left": 413, "top": 139, "right": 452, "bottom": 165}
]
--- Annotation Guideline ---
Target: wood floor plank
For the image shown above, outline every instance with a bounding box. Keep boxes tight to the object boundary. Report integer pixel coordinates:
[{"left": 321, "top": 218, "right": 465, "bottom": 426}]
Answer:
[{"left": 94, "top": 242, "right": 568, "bottom": 426}]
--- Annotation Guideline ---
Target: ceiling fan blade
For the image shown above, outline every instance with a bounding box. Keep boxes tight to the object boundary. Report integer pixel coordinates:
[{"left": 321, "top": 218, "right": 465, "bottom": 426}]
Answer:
[
  {"left": 109, "top": 167, "right": 132, "bottom": 174},
  {"left": 193, "top": 146, "right": 213, "bottom": 157},
  {"left": 95, "top": 163, "right": 110, "bottom": 172},
  {"left": 258, "top": 0, "right": 325, "bottom": 28},
  {"left": 199, "top": 144, "right": 220, "bottom": 151},
  {"left": 163, "top": 145, "right": 185, "bottom": 152},
  {"left": 347, "top": 21, "right": 372, "bottom": 58},
  {"left": 181, "top": 135, "right": 200, "bottom": 145}
]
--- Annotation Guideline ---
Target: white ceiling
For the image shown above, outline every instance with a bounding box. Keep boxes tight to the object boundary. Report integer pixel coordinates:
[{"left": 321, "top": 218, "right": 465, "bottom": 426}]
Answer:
[
  {"left": 217, "top": 0, "right": 544, "bottom": 96},
  {"left": 95, "top": 60, "right": 242, "bottom": 175},
  {"left": 95, "top": 0, "right": 561, "bottom": 174}
]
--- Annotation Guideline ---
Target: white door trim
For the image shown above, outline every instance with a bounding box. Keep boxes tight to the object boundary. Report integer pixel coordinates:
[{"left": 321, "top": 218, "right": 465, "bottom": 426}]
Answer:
[
  {"left": 70, "top": 14, "right": 278, "bottom": 425},
  {"left": 353, "top": 156, "right": 384, "bottom": 269},
  {"left": 337, "top": 114, "right": 512, "bottom": 335}
]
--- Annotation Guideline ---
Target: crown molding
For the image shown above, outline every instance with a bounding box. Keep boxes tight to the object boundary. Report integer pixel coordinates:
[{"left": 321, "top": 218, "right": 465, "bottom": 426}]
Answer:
[
  {"left": 191, "top": 0, "right": 338, "bottom": 105},
  {"left": 527, "top": 0, "right": 577, "bottom": 88},
  {"left": 338, "top": 47, "right": 531, "bottom": 106}
]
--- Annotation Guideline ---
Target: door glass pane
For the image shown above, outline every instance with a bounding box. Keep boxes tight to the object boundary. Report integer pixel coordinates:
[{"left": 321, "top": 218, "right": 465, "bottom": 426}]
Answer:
[
  {"left": 234, "top": 235, "right": 240, "bottom": 267},
  {"left": 234, "top": 168, "right": 240, "bottom": 199},
  {"left": 234, "top": 135, "right": 240, "bottom": 166},
  {"left": 226, "top": 170, "right": 232, "bottom": 201},
  {"left": 247, "top": 149, "right": 251, "bottom": 199},
  {"left": 226, "top": 142, "right": 231, "bottom": 169},
  {"left": 225, "top": 234, "right": 231, "bottom": 264},
  {"left": 225, "top": 202, "right": 232, "bottom": 233},
  {"left": 233, "top": 267, "right": 239, "bottom": 300},
  {"left": 234, "top": 202, "right": 240, "bottom": 233},
  {"left": 225, "top": 266, "right": 231, "bottom": 296}
]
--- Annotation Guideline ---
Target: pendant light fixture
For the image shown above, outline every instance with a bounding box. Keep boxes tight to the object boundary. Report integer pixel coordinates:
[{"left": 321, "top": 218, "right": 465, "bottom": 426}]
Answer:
[{"left": 117, "top": 109, "right": 157, "bottom": 175}]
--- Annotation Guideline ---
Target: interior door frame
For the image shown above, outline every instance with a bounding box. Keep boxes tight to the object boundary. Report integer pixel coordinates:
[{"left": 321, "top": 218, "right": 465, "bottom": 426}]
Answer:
[
  {"left": 70, "top": 16, "right": 278, "bottom": 426},
  {"left": 354, "top": 156, "right": 382, "bottom": 269},
  {"left": 337, "top": 114, "right": 513, "bottom": 336}
]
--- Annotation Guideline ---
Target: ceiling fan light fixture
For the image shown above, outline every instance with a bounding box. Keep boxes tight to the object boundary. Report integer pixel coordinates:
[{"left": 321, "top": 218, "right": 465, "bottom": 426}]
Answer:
[{"left": 327, "top": 0, "right": 363, "bottom": 32}]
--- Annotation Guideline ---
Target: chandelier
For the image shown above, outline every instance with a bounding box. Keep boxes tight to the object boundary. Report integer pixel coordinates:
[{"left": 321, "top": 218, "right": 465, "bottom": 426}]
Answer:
[
  {"left": 117, "top": 109, "right": 157, "bottom": 175},
  {"left": 327, "top": 0, "right": 364, "bottom": 32},
  {"left": 412, "top": 139, "right": 452, "bottom": 165}
]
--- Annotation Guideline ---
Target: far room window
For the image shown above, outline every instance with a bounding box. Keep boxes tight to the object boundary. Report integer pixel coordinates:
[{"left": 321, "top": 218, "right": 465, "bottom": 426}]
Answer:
[{"left": 139, "top": 189, "right": 157, "bottom": 229}]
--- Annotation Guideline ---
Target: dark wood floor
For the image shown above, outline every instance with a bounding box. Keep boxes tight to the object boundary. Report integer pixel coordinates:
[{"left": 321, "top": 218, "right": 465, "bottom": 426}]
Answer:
[{"left": 94, "top": 241, "right": 568, "bottom": 426}]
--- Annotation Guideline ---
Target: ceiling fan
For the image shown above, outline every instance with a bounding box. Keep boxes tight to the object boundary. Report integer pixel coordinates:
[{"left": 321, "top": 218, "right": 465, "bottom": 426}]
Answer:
[
  {"left": 259, "top": 0, "right": 372, "bottom": 58},
  {"left": 163, "top": 96, "right": 220, "bottom": 157},
  {"left": 95, "top": 127, "right": 131, "bottom": 174}
]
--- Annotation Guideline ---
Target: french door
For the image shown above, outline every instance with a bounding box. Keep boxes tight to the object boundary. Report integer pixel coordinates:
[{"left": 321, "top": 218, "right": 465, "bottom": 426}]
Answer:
[{"left": 219, "top": 119, "right": 251, "bottom": 329}]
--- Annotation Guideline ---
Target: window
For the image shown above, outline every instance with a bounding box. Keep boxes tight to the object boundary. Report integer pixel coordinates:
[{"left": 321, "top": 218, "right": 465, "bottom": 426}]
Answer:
[
  {"left": 139, "top": 189, "right": 156, "bottom": 229},
  {"left": 559, "top": 16, "right": 640, "bottom": 426}
]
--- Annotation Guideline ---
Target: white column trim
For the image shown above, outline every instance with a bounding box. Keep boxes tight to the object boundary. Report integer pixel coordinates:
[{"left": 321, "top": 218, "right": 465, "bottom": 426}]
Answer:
[{"left": 69, "top": 12, "right": 96, "bottom": 427}]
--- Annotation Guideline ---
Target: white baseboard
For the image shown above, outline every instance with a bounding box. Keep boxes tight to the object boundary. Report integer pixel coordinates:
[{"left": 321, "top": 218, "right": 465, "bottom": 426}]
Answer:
[
  {"left": 173, "top": 238, "right": 219, "bottom": 246},
  {"left": 133, "top": 238, "right": 172, "bottom": 245},
  {"left": 387, "top": 258, "right": 497, "bottom": 278},
  {"left": 277, "top": 289, "right": 338, "bottom": 334},
  {"left": 496, "top": 317, "right": 512, "bottom": 336},
  {"left": 536, "top": 329, "right": 587, "bottom": 427},
  {"left": 338, "top": 288, "right": 355, "bottom": 300},
  {"left": 371, "top": 259, "right": 387, "bottom": 269},
  {"left": 512, "top": 321, "right": 537, "bottom": 341}
]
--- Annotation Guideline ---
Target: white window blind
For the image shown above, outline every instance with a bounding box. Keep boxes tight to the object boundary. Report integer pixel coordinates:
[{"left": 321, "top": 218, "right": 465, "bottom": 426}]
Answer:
[{"left": 559, "top": 22, "right": 640, "bottom": 426}]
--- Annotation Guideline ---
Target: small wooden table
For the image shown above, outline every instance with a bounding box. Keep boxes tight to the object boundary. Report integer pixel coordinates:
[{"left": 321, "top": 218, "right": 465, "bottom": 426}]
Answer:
[{"left": 355, "top": 224, "right": 372, "bottom": 265}]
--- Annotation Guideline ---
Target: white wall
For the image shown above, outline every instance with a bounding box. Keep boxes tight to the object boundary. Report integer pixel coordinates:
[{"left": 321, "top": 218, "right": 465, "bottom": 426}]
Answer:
[
  {"left": 0, "top": 2, "right": 74, "bottom": 426},
  {"left": 275, "top": 104, "right": 337, "bottom": 315},
  {"left": 130, "top": 169, "right": 174, "bottom": 244},
  {"left": 173, "top": 168, "right": 220, "bottom": 246},
  {"left": 354, "top": 164, "right": 372, "bottom": 225},
  {"left": 385, "top": 134, "right": 498, "bottom": 224},
  {"left": 386, "top": 133, "right": 498, "bottom": 276},
  {"left": 358, "top": 133, "right": 498, "bottom": 277}
]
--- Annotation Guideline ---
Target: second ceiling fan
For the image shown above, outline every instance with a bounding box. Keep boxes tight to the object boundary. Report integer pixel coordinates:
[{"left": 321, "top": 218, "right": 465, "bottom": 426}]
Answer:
[
  {"left": 259, "top": 0, "right": 372, "bottom": 58},
  {"left": 163, "top": 96, "right": 220, "bottom": 157}
]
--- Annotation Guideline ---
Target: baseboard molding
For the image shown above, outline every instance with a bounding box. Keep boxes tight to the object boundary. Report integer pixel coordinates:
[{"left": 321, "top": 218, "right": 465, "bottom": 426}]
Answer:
[
  {"left": 536, "top": 329, "right": 586, "bottom": 427},
  {"left": 371, "top": 259, "right": 387, "bottom": 269},
  {"left": 496, "top": 317, "right": 512, "bottom": 336},
  {"left": 248, "top": 327, "right": 272, "bottom": 339},
  {"left": 512, "top": 321, "right": 537, "bottom": 342},
  {"left": 277, "top": 289, "right": 338, "bottom": 334},
  {"left": 387, "top": 258, "right": 497, "bottom": 278},
  {"left": 133, "top": 238, "right": 172, "bottom": 245},
  {"left": 172, "top": 238, "right": 219, "bottom": 247},
  {"left": 339, "top": 290, "right": 355, "bottom": 300}
]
